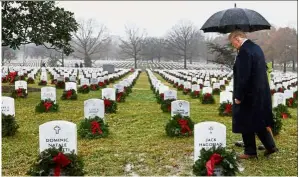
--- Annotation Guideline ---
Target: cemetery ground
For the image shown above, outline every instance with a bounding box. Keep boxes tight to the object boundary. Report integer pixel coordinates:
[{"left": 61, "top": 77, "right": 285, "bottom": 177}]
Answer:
[{"left": 2, "top": 72, "right": 298, "bottom": 176}]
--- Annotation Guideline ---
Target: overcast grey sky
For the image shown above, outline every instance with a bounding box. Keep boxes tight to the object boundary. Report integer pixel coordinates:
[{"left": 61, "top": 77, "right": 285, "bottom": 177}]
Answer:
[{"left": 57, "top": 1, "right": 297, "bottom": 38}]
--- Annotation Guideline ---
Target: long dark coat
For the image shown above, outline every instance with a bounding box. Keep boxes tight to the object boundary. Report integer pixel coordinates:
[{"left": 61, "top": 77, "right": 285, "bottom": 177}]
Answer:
[{"left": 232, "top": 40, "right": 273, "bottom": 133}]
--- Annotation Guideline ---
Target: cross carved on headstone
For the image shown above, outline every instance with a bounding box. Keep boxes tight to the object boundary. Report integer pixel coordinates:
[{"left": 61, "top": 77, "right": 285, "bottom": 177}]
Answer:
[{"left": 54, "top": 126, "right": 61, "bottom": 134}]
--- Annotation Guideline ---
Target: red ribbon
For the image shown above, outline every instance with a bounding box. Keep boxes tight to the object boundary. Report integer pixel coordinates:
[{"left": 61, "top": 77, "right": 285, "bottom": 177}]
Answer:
[
  {"left": 179, "top": 85, "right": 184, "bottom": 89},
  {"left": 91, "top": 121, "right": 103, "bottom": 134},
  {"left": 53, "top": 152, "right": 71, "bottom": 176},
  {"left": 91, "top": 85, "right": 96, "bottom": 90},
  {"left": 194, "top": 91, "right": 200, "bottom": 96},
  {"left": 17, "top": 88, "right": 23, "bottom": 97},
  {"left": 98, "top": 82, "right": 105, "bottom": 87},
  {"left": 83, "top": 85, "right": 88, "bottom": 89},
  {"left": 66, "top": 90, "right": 72, "bottom": 99},
  {"left": 104, "top": 99, "right": 111, "bottom": 107},
  {"left": 116, "top": 92, "right": 123, "bottom": 102},
  {"left": 288, "top": 98, "right": 293, "bottom": 107},
  {"left": 177, "top": 119, "right": 192, "bottom": 134},
  {"left": 167, "top": 105, "right": 171, "bottom": 112},
  {"left": 206, "top": 153, "right": 223, "bottom": 176},
  {"left": 160, "top": 93, "right": 164, "bottom": 100},
  {"left": 278, "top": 88, "right": 283, "bottom": 92},
  {"left": 44, "top": 101, "right": 53, "bottom": 111},
  {"left": 224, "top": 103, "right": 232, "bottom": 114},
  {"left": 294, "top": 93, "right": 297, "bottom": 99},
  {"left": 204, "top": 93, "right": 212, "bottom": 99},
  {"left": 104, "top": 80, "right": 108, "bottom": 84},
  {"left": 8, "top": 72, "right": 17, "bottom": 83},
  {"left": 282, "top": 113, "right": 288, "bottom": 119}
]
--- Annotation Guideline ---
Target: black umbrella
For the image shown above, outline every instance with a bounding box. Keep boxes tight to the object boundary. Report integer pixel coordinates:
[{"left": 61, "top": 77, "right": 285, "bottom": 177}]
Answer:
[{"left": 201, "top": 3, "right": 271, "bottom": 33}]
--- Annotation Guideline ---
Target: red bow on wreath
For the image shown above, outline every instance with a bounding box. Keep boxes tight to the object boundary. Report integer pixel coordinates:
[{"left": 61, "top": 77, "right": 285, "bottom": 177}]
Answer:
[
  {"left": 167, "top": 105, "right": 171, "bottom": 112},
  {"left": 206, "top": 153, "right": 223, "bottom": 176},
  {"left": 224, "top": 104, "right": 232, "bottom": 114},
  {"left": 17, "top": 88, "right": 23, "bottom": 97},
  {"left": 83, "top": 85, "right": 88, "bottom": 89},
  {"left": 104, "top": 99, "right": 111, "bottom": 107},
  {"left": 194, "top": 91, "right": 200, "bottom": 96},
  {"left": 288, "top": 98, "right": 293, "bottom": 107},
  {"left": 293, "top": 93, "right": 297, "bottom": 99},
  {"left": 116, "top": 92, "right": 123, "bottom": 102},
  {"left": 53, "top": 152, "right": 71, "bottom": 176},
  {"left": 160, "top": 93, "right": 164, "bottom": 100},
  {"left": 281, "top": 113, "right": 288, "bottom": 119},
  {"left": 98, "top": 82, "right": 105, "bottom": 87},
  {"left": 91, "top": 121, "right": 103, "bottom": 134},
  {"left": 8, "top": 72, "right": 17, "bottom": 83},
  {"left": 204, "top": 93, "right": 212, "bottom": 99},
  {"left": 66, "top": 90, "right": 72, "bottom": 99},
  {"left": 91, "top": 85, "right": 96, "bottom": 90},
  {"left": 177, "top": 119, "right": 191, "bottom": 134},
  {"left": 44, "top": 101, "right": 53, "bottom": 111}
]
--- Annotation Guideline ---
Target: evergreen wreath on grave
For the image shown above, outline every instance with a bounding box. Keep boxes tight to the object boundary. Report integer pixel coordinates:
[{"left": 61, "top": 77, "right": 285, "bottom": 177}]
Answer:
[
  {"left": 183, "top": 88, "right": 191, "bottom": 95},
  {"left": 125, "top": 86, "right": 132, "bottom": 95},
  {"left": 64, "top": 77, "right": 70, "bottom": 82},
  {"left": 7, "top": 71, "right": 19, "bottom": 84},
  {"left": 38, "top": 80, "right": 47, "bottom": 86},
  {"left": 51, "top": 79, "right": 57, "bottom": 85},
  {"left": 27, "top": 146, "right": 84, "bottom": 176},
  {"left": 193, "top": 146, "right": 239, "bottom": 176},
  {"left": 27, "top": 77, "right": 35, "bottom": 84},
  {"left": 202, "top": 93, "right": 215, "bottom": 104},
  {"left": 273, "top": 104, "right": 291, "bottom": 119},
  {"left": 2, "top": 113, "right": 19, "bottom": 137},
  {"left": 109, "top": 77, "right": 115, "bottom": 83},
  {"left": 173, "top": 82, "right": 178, "bottom": 88},
  {"left": 277, "top": 87, "right": 285, "bottom": 93},
  {"left": 56, "top": 81, "right": 65, "bottom": 89},
  {"left": 227, "top": 77, "right": 232, "bottom": 80},
  {"left": 61, "top": 89, "right": 78, "bottom": 100},
  {"left": 225, "top": 80, "right": 229, "bottom": 85},
  {"left": 161, "top": 99, "right": 175, "bottom": 112},
  {"left": 220, "top": 85, "right": 225, "bottom": 90},
  {"left": 178, "top": 84, "right": 184, "bottom": 91},
  {"left": 199, "top": 84, "right": 204, "bottom": 89},
  {"left": 104, "top": 98, "right": 117, "bottom": 113},
  {"left": 20, "top": 75, "right": 26, "bottom": 80},
  {"left": 218, "top": 101, "right": 232, "bottom": 117},
  {"left": 294, "top": 91, "right": 298, "bottom": 100},
  {"left": 156, "top": 93, "right": 164, "bottom": 104},
  {"left": 11, "top": 88, "right": 28, "bottom": 98},
  {"left": 35, "top": 99, "right": 59, "bottom": 113},
  {"left": 286, "top": 97, "right": 297, "bottom": 108},
  {"left": 212, "top": 88, "right": 221, "bottom": 95},
  {"left": 2, "top": 76, "right": 8, "bottom": 83},
  {"left": 271, "top": 112, "right": 282, "bottom": 136},
  {"left": 270, "top": 89, "right": 276, "bottom": 96},
  {"left": 190, "top": 90, "right": 200, "bottom": 98},
  {"left": 78, "top": 116, "right": 109, "bottom": 139},
  {"left": 78, "top": 85, "right": 90, "bottom": 94},
  {"left": 104, "top": 79, "right": 109, "bottom": 85},
  {"left": 165, "top": 114, "right": 194, "bottom": 137},
  {"left": 116, "top": 90, "right": 126, "bottom": 102},
  {"left": 98, "top": 81, "right": 106, "bottom": 88},
  {"left": 192, "top": 81, "right": 197, "bottom": 84},
  {"left": 90, "top": 84, "right": 99, "bottom": 91}
]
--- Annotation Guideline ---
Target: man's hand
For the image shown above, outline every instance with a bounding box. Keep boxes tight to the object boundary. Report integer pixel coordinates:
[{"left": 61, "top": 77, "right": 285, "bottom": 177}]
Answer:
[{"left": 234, "top": 99, "right": 241, "bottom": 104}]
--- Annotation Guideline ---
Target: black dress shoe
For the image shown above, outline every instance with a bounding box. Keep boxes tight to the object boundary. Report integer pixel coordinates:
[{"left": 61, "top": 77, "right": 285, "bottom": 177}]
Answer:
[
  {"left": 264, "top": 147, "right": 279, "bottom": 157},
  {"left": 235, "top": 141, "right": 244, "bottom": 147}
]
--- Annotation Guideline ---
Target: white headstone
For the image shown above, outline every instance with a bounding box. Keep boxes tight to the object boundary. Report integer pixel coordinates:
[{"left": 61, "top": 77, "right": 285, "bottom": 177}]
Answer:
[
  {"left": 80, "top": 78, "right": 90, "bottom": 86},
  {"left": 40, "top": 72, "right": 48, "bottom": 81},
  {"left": 70, "top": 76, "right": 77, "bottom": 82},
  {"left": 219, "top": 91, "right": 233, "bottom": 103},
  {"left": 1, "top": 97, "right": 15, "bottom": 116},
  {"left": 284, "top": 90, "right": 294, "bottom": 99},
  {"left": 171, "top": 100, "right": 190, "bottom": 117},
  {"left": 90, "top": 78, "right": 98, "bottom": 85},
  {"left": 202, "top": 87, "right": 213, "bottom": 94},
  {"left": 213, "top": 83, "right": 220, "bottom": 89},
  {"left": 273, "top": 93, "right": 286, "bottom": 107},
  {"left": 65, "top": 82, "right": 77, "bottom": 92},
  {"left": 194, "top": 121, "right": 226, "bottom": 162},
  {"left": 102, "top": 88, "right": 116, "bottom": 101},
  {"left": 114, "top": 84, "right": 125, "bottom": 93},
  {"left": 84, "top": 99, "right": 104, "bottom": 119},
  {"left": 39, "top": 121, "right": 77, "bottom": 154},
  {"left": 164, "top": 90, "right": 177, "bottom": 100},
  {"left": 41, "top": 87, "right": 56, "bottom": 103},
  {"left": 15, "top": 81, "right": 27, "bottom": 93},
  {"left": 191, "top": 85, "right": 200, "bottom": 92}
]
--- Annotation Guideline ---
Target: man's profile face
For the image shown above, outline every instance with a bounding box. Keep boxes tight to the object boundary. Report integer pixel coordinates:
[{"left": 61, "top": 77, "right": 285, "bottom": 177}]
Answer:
[{"left": 230, "top": 37, "right": 240, "bottom": 49}]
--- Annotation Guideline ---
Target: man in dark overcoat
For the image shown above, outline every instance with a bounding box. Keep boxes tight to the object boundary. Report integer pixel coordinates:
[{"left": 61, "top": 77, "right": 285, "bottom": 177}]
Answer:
[{"left": 229, "top": 30, "right": 278, "bottom": 159}]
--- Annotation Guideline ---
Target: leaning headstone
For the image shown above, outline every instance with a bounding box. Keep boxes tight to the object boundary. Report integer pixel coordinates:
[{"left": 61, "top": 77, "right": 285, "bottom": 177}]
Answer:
[
  {"left": 1, "top": 96, "right": 15, "bottom": 116},
  {"left": 39, "top": 120, "right": 77, "bottom": 154},
  {"left": 171, "top": 100, "right": 190, "bottom": 117},
  {"left": 102, "top": 88, "right": 116, "bottom": 101},
  {"left": 84, "top": 99, "right": 104, "bottom": 119},
  {"left": 41, "top": 87, "right": 56, "bottom": 103},
  {"left": 194, "top": 121, "right": 226, "bottom": 162}
]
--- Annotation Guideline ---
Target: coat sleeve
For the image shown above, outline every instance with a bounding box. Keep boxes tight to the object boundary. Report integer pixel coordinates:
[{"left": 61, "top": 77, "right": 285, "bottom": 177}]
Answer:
[{"left": 235, "top": 49, "right": 252, "bottom": 102}]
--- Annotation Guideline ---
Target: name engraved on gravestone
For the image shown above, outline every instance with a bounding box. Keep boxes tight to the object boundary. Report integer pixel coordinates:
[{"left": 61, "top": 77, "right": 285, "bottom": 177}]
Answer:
[
  {"left": 102, "top": 88, "right": 116, "bottom": 101},
  {"left": 41, "top": 87, "right": 56, "bottom": 103},
  {"left": 39, "top": 121, "right": 77, "bottom": 154},
  {"left": 171, "top": 100, "right": 190, "bottom": 117},
  {"left": 84, "top": 99, "right": 104, "bottom": 119},
  {"left": 164, "top": 90, "right": 177, "bottom": 100},
  {"left": 1, "top": 97, "right": 15, "bottom": 116},
  {"left": 90, "top": 78, "right": 98, "bottom": 85}
]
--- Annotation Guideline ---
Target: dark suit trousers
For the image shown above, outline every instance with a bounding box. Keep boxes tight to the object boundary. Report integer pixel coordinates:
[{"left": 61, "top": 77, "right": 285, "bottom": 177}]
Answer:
[{"left": 242, "top": 128, "right": 276, "bottom": 155}]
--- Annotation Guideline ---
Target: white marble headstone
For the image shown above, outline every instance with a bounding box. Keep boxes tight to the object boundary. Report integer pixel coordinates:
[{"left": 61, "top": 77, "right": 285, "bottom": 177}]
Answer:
[
  {"left": 90, "top": 78, "right": 98, "bottom": 85},
  {"left": 84, "top": 99, "right": 104, "bottom": 119},
  {"left": 284, "top": 90, "right": 294, "bottom": 99},
  {"left": 80, "top": 78, "right": 90, "bottom": 86},
  {"left": 164, "top": 90, "right": 177, "bottom": 100},
  {"left": 65, "top": 82, "right": 77, "bottom": 92},
  {"left": 191, "top": 85, "right": 200, "bottom": 92},
  {"left": 114, "top": 84, "right": 125, "bottom": 93},
  {"left": 1, "top": 97, "right": 15, "bottom": 116},
  {"left": 273, "top": 93, "right": 286, "bottom": 107},
  {"left": 15, "top": 81, "right": 27, "bottom": 93},
  {"left": 41, "top": 87, "right": 56, "bottom": 103},
  {"left": 102, "top": 88, "right": 116, "bottom": 101},
  {"left": 171, "top": 100, "right": 190, "bottom": 117},
  {"left": 202, "top": 87, "right": 213, "bottom": 94},
  {"left": 219, "top": 91, "right": 233, "bottom": 103}
]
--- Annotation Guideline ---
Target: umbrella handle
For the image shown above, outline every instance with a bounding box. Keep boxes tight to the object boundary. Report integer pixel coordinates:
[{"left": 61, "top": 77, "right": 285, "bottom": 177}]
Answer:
[{"left": 234, "top": 3, "right": 237, "bottom": 8}]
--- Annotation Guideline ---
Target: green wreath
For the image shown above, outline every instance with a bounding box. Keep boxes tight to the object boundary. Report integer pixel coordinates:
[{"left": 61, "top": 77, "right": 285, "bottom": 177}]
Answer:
[
  {"left": 78, "top": 116, "right": 109, "bottom": 139},
  {"left": 286, "top": 98, "right": 297, "bottom": 108},
  {"left": 156, "top": 93, "right": 164, "bottom": 104},
  {"left": 35, "top": 99, "right": 59, "bottom": 113},
  {"left": 165, "top": 114, "right": 194, "bottom": 137},
  {"left": 271, "top": 111, "right": 282, "bottom": 136},
  {"left": 273, "top": 104, "right": 291, "bottom": 119},
  {"left": 193, "top": 146, "right": 239, "bottom": 176},
  {"left": 161, "top": 99, "right": 175, "bottom": 112},
  {"left": 183, "top": 88, "right": 191, "bottom": 95},
  {"left": 56, "top": 81, "right": 65, "bottom": 89},
  {"left": 27, "top": 146, "right": 84, "bottom": 176},
  {"left": 11, "top": 88, "right": 28, "bottom": 98},
  {"left": 2, "top": 114, "right": 19, "bottom": 137},
  {"left": 220, "top": 85, "right": 225, "bottom": 90},
  {"left": 61, "top": 89, "right": 78, "bottom": 100},
  {"left": 173, "top": 83, "right": 179, "bottom": 88},
  {"left": 125, "top": 86, "right": 132, "bottom": 96},
  {"left": 90, "top": 84, "right": 99, "bottom": 91},
  {"left": 177, "top": 84, "right": 184, "bottom": 91},
  {"left": 218, "top": 101, "right": 232, "bottom": 117},
  {"left": 98, "top": 82, "right": 106, "bottom": 88},
  {"left": 104, "top": 98, "right": 117, "bottom": 113},
  {"left": 78, "top": 85, "right": 90, "bottom": 94},
  {"left": 27, "top": 77, "right": 35, "bottom": 84},
  {"left": 116, "top": 90, "right": 126, "bottom": 102},
  {"left": 190, "top": 90, "right": 200, "bottom": 99},
  {"left": 64, "top": 77, "right": 70, "bottom": 82},
  {"left": 202, "top": 93, "right": 215, "bottom": 104},
  {"left": 212, "top": 88, "right": 221, "bottom": 95},
  {"left": 294, "top": 91, "right": 298, "bottom": 100},
  {"left": 2, "top": 76, "right": 8, "bottom": 83}
]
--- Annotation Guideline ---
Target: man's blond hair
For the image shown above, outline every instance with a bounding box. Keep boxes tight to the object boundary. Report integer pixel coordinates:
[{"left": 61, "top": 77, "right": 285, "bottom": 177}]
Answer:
[{"left": 228, "top": 30, "right": 247, "bottom": 40}]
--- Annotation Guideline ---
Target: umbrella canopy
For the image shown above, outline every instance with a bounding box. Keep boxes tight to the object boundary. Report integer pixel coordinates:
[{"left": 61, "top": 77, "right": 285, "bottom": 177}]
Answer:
[{"left": 201, "top": 4, "right": 271, "bottom": 33}]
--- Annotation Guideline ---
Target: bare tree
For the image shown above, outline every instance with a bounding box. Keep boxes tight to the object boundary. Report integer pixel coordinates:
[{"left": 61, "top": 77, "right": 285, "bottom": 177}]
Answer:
[
  {"left": 72, "top": 19, "right": 110, "bottom": 67},
  {"left": 164, "top": 20, "right": 200, "bottom": 69},
  {"left": 119, "top": 24, "right": 145, "bottom": 69}
]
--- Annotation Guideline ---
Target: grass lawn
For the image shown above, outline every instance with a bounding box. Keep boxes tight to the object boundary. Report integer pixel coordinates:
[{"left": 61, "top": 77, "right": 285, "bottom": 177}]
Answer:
[{"left": 2, "top": 71, "right": 298, "bottom": 176}]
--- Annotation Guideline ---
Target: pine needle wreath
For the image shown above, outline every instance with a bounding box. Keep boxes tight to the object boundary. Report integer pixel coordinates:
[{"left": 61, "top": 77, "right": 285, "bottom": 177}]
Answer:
[
  {"left": 104, "top": 98, "right": 117, "bottom": 113},
  {"left": 271, "top": 112, "right": 282, "bottom": 136},
  {"left": 156, "top": 93, "right": 164, "bottom": 104},
  {"left": 161, "top": 99, "right": 175, "bottom": 112},
  {"left": 177, "top": 84, "right": 184, "bottom": 91},
  {"left": 90, "top": 84, "right": 99, "bottom": 91},
  {"left": 27, "top": 146, "right": 84, "bottom": 176},
  {"left": 270, "top": 89, "right": 276, "bottom": 96},
  {"left": 212, "top": 88, "right": 221, "bottom": 95},
  {"left": 124, "top": 86, "right": 132, "bottom": 96},
  {"left": 190, "top": 90, "right": 200, "bottom": 99},
  {"left": 61, "top": 89, "right": 78, "bottom": 100},
  {"left": 35, "top": 99, "right": 59, "bottom": 113},
  {"left": 218, "top": 101, "right": 232, "bottom": 117},
  {"left": 20, "top": 75, "right": 26, "bottom": 80},
  {"left": 64, "top": 77, "right": 70, "bottom": 82},
  {"left": 51, "top": 79, "right": 57, "bottom": 85},
  {"left": 98, "top": 82, "right": 106, "bottom": 88},
  {"left": 273, "top": 104, "right": 291, "bottom": 119},
  {"left": 27, "top": 77, "right": 35, "bottom": 84},
  {"left": 56, "top": 81, "right": 65, "bottom": 89},
  {"left": 78, "top": 116, "right": 109, "bottom": 139},
  {"left": 173, "top": 83, "right": 178, "bottom": 88},
  {"left": 183, "top": 88, "right": 191, "bottom": 95},
  {"left": 277, "top": 87, "right": 285, "bottom": 93},
  {"left": 2, "top": 77, "right": 8, "bottom": 83},
  {"left": 192, "top": 81, "right": 197, "bottom": 84},
  {"left": 38, "top": 80, "right": 47, "bottom": 86},
  {"left": 220, "top": 85, "right": 225, "bottom": 90},
  {"left": 2, "top": 114, "right": 19, "bottom": 137},
  {"left": 11, "top": 88, "right": 28, "bottom": 98},
  {"left": 193, "top": 146, "right": 239, "bottom": 176},
  {"left": 202, "top": 93, "right": 215, "bottom": 104},
  {"left": 78, "top": 85, "right": 90, "bottom": 94},
  {"left": 165, "top": 114, "right": 194, "bottom": 137},
  {"left": 294, "top": 91, "right": 298, "bottom": 100},
  {"left": 286, "top": 98, "right": 297, "bottom": 108}
]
